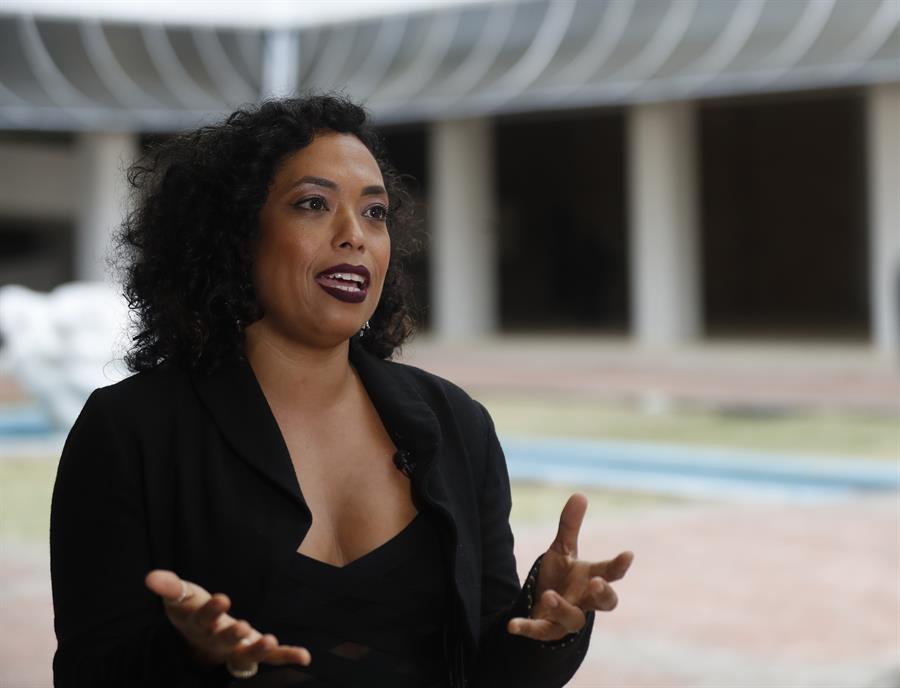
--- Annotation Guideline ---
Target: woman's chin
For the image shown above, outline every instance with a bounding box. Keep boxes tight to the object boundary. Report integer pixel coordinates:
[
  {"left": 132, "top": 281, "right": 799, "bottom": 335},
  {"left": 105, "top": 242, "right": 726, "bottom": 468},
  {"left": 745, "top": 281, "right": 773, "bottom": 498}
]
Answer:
[
  {"left": 245, "top": 318, "right": 362, "bottom": 351},
  {"left": 310, "top": 320, "right": 369, "bottom": 348}
]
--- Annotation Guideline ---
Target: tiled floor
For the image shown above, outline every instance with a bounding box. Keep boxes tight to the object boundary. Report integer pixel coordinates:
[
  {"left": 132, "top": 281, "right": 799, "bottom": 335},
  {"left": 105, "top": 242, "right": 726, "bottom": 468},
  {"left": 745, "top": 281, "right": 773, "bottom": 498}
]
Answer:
[{"left": 3, "top": 493, "right": 898, "bottom": 687}]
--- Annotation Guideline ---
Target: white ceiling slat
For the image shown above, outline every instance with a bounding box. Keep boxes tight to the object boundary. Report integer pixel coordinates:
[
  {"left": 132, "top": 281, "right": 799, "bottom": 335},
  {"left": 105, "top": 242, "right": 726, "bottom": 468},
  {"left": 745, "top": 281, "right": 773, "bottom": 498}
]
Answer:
[
  {"left": 666, "top": 0, "right": 766, "bottom": 96},
  {"left": 594, "top": 0, "right": 700, "bottom": 102},
  {"left": 0, "top": 76, "right": 31, "bottom": 107},
  {"left": 527, "top": 0, "right": 695, "bottom": 111},
  {"left": 832, "top": 0, "right": 900, "bottom": 75},
  {"left": 17, "top": 15, "right": 98, "bottom": 114},
  {"left": 436, "top": 1, "right": 518, "bottom": 99},
  {"left": 550, "top": 0, "right": 635, "bottom": 92},
  {"left": 341, "top": 14, "right": 411, "bottom": 103},
  {"left": 235, "top": 29, "right": 262, "bottom": 86},
  {"left": 0, "top": 79, "right": 37, "bottom": 128},
  {"left": 477, "top": 0, "right": 577, "bottom": 104},
  {"left": 747, "top": 0, "right": 836, "bottom": 86},
  {"left": 79, "top": 20, "right": 163, "bottom": 111},
  {"left": 369, "top": 10, "right": 462, "bottom": 105},
  {"left": 193, "top": 27, "right": 257, "bottom": 107},
  {"left": 140, "top": 24, "right": 226, "bottom": 111},
  {"left": 2, "top": 0, "right": 900, "bottom": 131},
  {"left": 305, "top": 23, "right": 359, "bottom": 92}
]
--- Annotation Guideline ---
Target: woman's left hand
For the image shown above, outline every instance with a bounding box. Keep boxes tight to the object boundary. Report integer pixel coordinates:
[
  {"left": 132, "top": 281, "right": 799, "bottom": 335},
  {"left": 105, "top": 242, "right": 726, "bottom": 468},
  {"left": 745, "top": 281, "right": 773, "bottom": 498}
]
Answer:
[{"left": 507, "top": 493, "right": 634, "bottom": 642}]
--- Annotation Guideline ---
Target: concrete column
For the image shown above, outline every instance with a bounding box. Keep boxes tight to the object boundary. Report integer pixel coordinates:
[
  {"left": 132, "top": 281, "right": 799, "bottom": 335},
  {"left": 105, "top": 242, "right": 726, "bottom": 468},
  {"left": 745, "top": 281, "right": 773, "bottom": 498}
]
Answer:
[
  {"left": 75, "top": 132, "right": 140, "bottom": 282},
  {"left": 866, "top": 83, "right": 900, "bottom": 359},
  {"left": 428, "top": 118, "right": 498, "bottom": 340},
  {"left": 261, "top": 29, "right": 300, "bottom": 98},
  {"left": 627, "top": 101, "right": 701, "bottom": 348}
]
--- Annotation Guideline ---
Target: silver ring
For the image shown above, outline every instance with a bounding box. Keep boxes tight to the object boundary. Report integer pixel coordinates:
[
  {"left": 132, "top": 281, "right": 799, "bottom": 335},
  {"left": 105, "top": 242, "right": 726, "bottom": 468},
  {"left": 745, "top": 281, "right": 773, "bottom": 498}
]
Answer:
[{"left": 226, "top": 659, "right": 259, "bottom": 679}]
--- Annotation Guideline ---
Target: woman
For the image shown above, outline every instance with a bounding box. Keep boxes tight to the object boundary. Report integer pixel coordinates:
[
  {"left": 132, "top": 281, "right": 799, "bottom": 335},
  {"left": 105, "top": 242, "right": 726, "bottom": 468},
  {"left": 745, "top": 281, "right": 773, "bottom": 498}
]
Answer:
[{"left": 50, "top": 95, "right": 633, "bottom": 687}]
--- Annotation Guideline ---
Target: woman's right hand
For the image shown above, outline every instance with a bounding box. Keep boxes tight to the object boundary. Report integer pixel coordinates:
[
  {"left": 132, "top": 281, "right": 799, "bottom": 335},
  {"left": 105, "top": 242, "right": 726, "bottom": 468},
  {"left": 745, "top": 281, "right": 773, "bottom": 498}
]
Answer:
[{"left": 145, "top": 570, "right": 311, "bottom": 674}]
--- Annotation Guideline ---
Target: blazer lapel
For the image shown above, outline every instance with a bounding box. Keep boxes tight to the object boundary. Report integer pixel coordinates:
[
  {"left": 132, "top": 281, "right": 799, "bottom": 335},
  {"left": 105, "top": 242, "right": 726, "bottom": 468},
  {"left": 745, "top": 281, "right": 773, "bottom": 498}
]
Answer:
[
  {"left": 350, "top": 340, "right": 478, "bottom": 649},
  {"left": 347, "top": 338, "right": 442, "bottom": 455},
  {"left": 190, "top": 359, "right": 307, "bottom": 513}
]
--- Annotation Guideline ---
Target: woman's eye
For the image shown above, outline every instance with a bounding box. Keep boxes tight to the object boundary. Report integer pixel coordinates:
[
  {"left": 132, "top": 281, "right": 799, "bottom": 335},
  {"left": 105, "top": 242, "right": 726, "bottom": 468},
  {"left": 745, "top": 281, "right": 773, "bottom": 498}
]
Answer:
[
  {"left": 366, "top": 204, "right": 389, "bottom": 221},
  {"left": 294, "top": 197, "right": 328, "bottom": 211}
]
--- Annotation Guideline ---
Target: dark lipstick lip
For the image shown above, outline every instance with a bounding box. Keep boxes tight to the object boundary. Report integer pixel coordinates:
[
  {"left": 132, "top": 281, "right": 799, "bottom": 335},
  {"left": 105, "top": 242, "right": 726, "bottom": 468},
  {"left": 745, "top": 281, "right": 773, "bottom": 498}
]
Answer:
[
  {"left": 316, "top": 282, "right": 367, "bottom": 303},
  {"left": 316, "top": 263, "right": 370, "bottom": 288}
]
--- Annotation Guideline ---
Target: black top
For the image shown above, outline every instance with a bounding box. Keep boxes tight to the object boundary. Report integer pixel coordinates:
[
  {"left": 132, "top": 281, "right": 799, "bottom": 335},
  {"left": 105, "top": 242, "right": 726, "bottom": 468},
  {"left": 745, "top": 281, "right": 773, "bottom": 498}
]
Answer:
[{"left": 243, "top": 512, "right": 451, "bottom": 688}]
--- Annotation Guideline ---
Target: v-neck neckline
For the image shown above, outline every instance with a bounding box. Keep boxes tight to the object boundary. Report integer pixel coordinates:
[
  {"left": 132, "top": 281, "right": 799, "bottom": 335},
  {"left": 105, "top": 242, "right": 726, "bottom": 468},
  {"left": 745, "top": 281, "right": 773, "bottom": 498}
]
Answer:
[{"left": 293, "top": 512, "right": 423, "bottom": 572}]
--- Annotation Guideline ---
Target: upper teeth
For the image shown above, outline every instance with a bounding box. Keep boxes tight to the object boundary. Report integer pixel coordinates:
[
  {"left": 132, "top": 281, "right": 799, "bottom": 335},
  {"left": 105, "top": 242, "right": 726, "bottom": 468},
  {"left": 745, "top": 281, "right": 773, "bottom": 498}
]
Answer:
[{"left": 326, "top": 272, "right": 365, "bottom": 285}]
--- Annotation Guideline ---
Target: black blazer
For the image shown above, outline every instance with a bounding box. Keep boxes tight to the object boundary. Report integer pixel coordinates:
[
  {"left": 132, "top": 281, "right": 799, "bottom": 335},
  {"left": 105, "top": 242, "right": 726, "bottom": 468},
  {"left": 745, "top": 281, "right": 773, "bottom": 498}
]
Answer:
[{"left": 50, "top": 337, "right": 594, "bottom": 687}]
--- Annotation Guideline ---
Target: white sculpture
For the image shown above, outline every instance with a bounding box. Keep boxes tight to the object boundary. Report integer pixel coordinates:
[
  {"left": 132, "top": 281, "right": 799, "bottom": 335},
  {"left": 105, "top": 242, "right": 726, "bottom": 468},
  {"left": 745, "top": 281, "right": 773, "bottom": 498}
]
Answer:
[{"left": 0, "top": 282, "right": 132, "bottom": 430}]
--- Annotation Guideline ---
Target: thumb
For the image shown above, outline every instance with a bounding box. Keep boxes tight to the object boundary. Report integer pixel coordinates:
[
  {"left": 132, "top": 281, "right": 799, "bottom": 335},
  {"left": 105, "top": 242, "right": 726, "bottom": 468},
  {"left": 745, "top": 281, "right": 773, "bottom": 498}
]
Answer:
[
  {"left": 551, "top": 493, "right": 588, "bottom": 557},
  {"left": 145, "top": 570, "right": 191, "bottom": 604}
]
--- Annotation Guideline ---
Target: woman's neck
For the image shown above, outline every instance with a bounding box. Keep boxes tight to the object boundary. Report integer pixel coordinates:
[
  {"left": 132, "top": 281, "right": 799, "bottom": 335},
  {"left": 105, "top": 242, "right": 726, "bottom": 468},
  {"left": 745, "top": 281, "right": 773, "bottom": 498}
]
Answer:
[{"left": 243, "top": 323, "right": 357, "bottom": 412}]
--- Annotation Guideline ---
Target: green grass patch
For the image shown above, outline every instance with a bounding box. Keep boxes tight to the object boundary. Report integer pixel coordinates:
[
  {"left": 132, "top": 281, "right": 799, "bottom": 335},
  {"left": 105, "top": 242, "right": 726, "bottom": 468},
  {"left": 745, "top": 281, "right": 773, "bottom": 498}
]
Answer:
[
  {"left": 0, "top": 458, "right": 56, "bottom": 543},
  {"left": 482, "top": 396, "right": 900, "bottom": 460},
  {"left": 510, "top": 481, "right": 689, "bottom": 525}
]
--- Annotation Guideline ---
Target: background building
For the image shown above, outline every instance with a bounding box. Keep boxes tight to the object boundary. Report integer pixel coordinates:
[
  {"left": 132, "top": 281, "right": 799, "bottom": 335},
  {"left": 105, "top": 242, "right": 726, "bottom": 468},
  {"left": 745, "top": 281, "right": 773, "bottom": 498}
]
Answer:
[
  {"left": 1, "top": 0, "right": 898, "bottom": 356},
  {"left": 2, "top": 4, "right": 899, "bottom": 688}
]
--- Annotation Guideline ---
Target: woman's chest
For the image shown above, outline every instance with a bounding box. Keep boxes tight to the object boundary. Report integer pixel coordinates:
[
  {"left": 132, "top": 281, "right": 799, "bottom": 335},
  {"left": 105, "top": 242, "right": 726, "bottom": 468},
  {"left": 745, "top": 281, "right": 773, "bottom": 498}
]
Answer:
[{"left": 278, "top": 404, "right": 419, "bottom": 568}]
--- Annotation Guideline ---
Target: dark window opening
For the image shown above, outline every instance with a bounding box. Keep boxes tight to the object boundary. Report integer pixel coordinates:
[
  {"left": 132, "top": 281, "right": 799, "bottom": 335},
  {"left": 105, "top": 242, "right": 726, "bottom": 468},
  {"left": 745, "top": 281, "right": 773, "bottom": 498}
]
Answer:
[
  {"left": 496, "top": 109, "right": 628, "bottom": 334},
  {"left": 699, "top": 89, "right": 869, "bottom": 340},
  {"left": 0, "top": 218, "right": 74, "bottom": 292}
]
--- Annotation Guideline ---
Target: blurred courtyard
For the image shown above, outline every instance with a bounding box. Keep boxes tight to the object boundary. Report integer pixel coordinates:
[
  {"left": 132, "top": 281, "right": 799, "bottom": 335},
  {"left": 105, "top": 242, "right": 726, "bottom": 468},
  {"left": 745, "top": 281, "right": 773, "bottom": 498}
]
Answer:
[
  {"left": 2, "top": 336, "right": 898, "bottom": 688},
  {"left": 1, "top": 1, "right": 899, "bottom": 685}
]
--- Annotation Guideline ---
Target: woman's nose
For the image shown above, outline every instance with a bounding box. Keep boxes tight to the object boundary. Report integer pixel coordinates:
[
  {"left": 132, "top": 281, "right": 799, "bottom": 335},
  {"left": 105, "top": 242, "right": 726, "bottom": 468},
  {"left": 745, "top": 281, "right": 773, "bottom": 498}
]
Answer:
[{"left": 333, "top": 207, "right": 365, "bottom": 250}]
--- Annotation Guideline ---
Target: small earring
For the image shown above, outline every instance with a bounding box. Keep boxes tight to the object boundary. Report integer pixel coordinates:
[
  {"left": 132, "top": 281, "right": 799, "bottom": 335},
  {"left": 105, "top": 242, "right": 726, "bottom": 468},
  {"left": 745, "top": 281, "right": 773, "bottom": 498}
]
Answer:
[{"left": 358, "top": 320, "right": 371, "bottom": 337}]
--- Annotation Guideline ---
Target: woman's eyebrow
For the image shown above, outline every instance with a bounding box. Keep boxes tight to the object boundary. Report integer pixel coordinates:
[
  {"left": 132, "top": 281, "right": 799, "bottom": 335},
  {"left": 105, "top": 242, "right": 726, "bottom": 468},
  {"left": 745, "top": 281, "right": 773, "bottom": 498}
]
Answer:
[
  {"left": 286, "top": 176, "right": 387, "bottom": 197},
  {"left": 288, "top": 175, "right": 336, "bottom": 191}
]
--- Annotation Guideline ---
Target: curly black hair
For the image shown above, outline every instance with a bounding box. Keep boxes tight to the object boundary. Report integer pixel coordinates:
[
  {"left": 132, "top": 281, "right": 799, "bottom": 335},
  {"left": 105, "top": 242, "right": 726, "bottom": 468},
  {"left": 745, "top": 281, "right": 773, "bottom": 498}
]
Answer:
[{"left": 115, "top": 93, "right": 422, "bottom": 374}]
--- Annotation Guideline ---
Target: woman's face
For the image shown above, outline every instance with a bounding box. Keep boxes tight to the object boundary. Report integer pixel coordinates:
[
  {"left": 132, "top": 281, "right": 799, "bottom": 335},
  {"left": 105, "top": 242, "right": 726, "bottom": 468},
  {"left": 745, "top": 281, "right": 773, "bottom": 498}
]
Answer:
[{"left": 251, "top": 131, "right": 391, "bottom": 349}]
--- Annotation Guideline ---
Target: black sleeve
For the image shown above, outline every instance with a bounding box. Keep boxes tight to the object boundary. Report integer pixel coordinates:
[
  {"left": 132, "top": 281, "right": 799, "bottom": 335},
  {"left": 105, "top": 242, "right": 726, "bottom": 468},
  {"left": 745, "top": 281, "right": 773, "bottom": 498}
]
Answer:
[
  {"left": 469, "top": 401, "right": 594, "bottom": 688},
  {"left": 50, "top": 388, "right": 229, "bottom": 687}
]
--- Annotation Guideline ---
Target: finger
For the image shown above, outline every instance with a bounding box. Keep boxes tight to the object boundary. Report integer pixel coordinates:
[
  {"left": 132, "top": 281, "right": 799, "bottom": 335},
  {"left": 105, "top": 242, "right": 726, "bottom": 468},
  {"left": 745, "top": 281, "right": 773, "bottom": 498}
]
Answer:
[
  {"left": 538, "top": 589, "right": 586, "bottom": 634},
  {"left": 232, "top": 633, "right": 278, "bottom": 666},
  {"left": 263, "top": 645, "right": 313, "bottom": 667},
  {"left": 145, "top": 571, "right": 208, "bottom": 615},
  {"left": 145, "top": 570, "right": 189, "bottom": 604},
  {"left": 214, "top": 618, "right": 253, "bottom": 646},
  {"left": 507, "top": 616, "right": 569, "bottom": 643},
  {"left": 226, "top": 635, "right": 263, "bottom": 674},
  {"left": 550, "top": 493, "right": 588, "bottom": 557},
  {"left": 581, "top": 577, "right": 619, "bottom": 612},
  {"left": 190, "top": 594, "right": 231, "bottom": 632},
  {"left": 588, "top": 551, "right": 634, "bottom": 582}
]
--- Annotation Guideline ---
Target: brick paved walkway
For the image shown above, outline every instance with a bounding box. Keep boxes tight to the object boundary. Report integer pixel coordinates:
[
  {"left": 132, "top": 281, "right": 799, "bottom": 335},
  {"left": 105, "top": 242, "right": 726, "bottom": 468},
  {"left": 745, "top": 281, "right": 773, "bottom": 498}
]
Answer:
[
  {"left": 399, "top": 337, "right": 900, "bottom": 413},
  {"left": 3, "top": 337, "right": 899, "bottom": 414},
  {"left": 511, "top": 493, "right": 900, "bottom": 688},
  {"left": 3, "top": 493, "right": 898, "bottom": 687}
]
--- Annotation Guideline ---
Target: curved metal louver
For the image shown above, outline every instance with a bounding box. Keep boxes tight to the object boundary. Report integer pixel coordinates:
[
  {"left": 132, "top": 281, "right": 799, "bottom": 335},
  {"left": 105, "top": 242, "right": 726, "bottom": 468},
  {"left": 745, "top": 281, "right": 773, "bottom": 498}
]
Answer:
[
  {"left": 0, "top": 14, "right": 263, "bottom": 130},
  {"left": 1, "top": 0, "right": 898, "bottom": 131}
]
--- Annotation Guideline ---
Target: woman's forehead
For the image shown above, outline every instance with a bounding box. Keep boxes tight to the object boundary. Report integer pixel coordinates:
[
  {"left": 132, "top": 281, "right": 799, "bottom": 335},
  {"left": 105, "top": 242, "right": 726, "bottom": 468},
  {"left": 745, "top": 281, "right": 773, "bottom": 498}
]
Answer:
[{"left": 274, "top": 133, "right": 383, "bottom": 189}]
